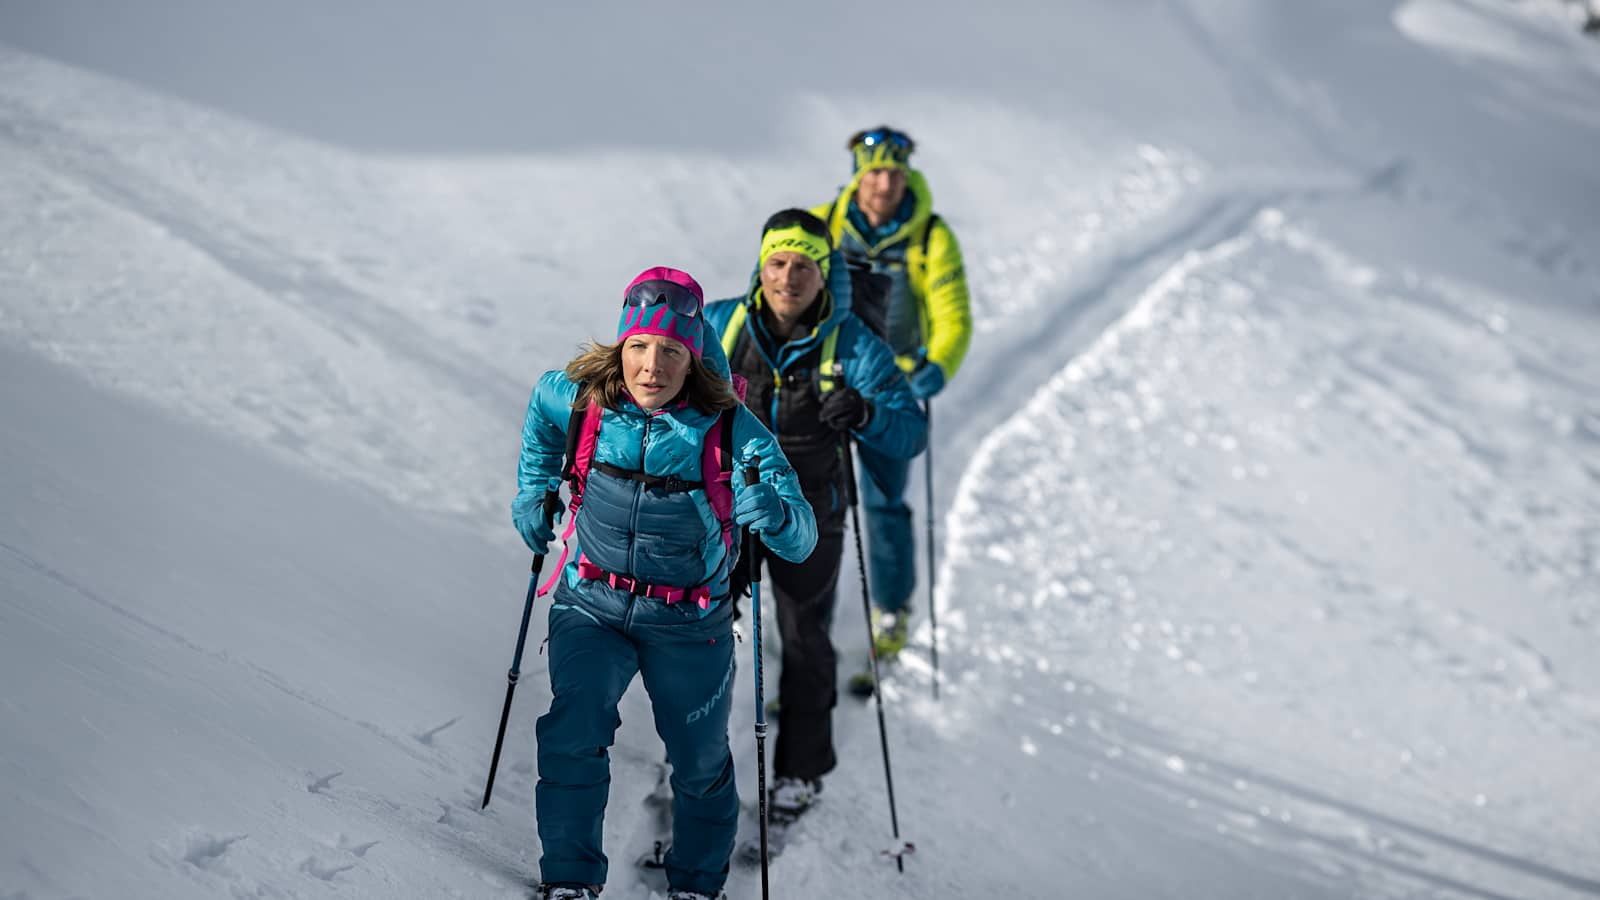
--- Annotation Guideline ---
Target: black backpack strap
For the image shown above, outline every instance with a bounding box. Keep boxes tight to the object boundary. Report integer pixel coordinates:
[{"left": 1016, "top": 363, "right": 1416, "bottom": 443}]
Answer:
[
  {"left": 720, "top": 404, "right": 757, "bottom": 612},
  {"left": 728, "top": 323, "right": 754, "bottom": 375},
  {"left": 591, "top": 461, "right": 704, "bottom": 493},
  {"left": 922, "top": 212, "right": 941, "bottom": 256},
  {"left": 719, "top": 405, "right": 737, "bottom": 479},
  {"left": 561, "top": 403, "right": 585, "bottom": 485}
]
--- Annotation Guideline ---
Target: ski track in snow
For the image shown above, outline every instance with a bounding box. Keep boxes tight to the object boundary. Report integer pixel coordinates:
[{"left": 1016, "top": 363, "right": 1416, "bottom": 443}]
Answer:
[
  {"left": 0, "top": 89, "right": 532, "bottom": 528},
  {"left": 926, "top": 199, "right": 1600, "bottom": 898},
  {"left": 0, "top": 535, "right": 453, "bottom": 769},
  {"left": 709, "top": 167, "right": 1570, "bottom": 899}
]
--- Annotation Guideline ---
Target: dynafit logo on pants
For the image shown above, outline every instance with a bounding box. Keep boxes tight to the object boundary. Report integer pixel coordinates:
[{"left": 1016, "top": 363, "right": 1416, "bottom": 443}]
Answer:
[{"left": 686, "top": 655, "right": 736, "bottom": 725}]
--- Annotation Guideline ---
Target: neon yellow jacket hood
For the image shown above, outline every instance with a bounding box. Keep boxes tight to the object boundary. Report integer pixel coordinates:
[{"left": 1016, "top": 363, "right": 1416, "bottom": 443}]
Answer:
[{"left": 813, "top": 168, "right": 972, "bottom": 378}]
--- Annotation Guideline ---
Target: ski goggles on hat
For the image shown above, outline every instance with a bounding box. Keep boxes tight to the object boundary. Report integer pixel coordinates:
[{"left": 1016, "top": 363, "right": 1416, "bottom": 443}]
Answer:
[
  {"left": 850, "top": 128, "right": 915, "bottom": 169},
  {"left": 623, "top": 279, "right": 703, "bottom": 318}
]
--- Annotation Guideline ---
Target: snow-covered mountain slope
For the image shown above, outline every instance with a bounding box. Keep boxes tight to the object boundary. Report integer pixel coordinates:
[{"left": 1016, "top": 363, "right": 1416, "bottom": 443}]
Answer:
[
  {"left": 1, "top": 344, "right": 544, "bottom": 899},
  {"left": 3, "top": 0, "right": 1598, "bottom": 897}
]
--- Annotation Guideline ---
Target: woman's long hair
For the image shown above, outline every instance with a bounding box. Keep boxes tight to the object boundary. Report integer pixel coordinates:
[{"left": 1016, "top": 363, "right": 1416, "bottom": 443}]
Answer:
[{"left": 565, "top": 339, "right": 740, "bottom": 415}]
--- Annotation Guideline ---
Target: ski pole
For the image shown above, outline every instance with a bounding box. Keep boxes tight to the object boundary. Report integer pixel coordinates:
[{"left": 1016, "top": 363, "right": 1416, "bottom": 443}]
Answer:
[
  {"left": 481, "top": 483, "right": 562, "bottom": 809},
  {"left": 925, "top": 399, "right": 939, "bottom": 701},
  {"left": 840, "top": 435, "right": 907, "bottom": 872},
  {"left": 744, "top": 459, "right": 772, "bottom": 900}
]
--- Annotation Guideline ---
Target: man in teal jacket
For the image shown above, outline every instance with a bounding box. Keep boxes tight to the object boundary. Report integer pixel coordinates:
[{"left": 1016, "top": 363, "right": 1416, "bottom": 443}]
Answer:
[{"left": 705, "top": 211, "right": 924, "bottom": 839}]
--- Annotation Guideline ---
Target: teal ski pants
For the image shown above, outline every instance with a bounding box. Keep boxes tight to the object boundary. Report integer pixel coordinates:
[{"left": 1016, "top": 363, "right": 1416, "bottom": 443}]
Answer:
[
  {"left": 856, "top": 442, "right": 917, "bottom": 614},
  {"left": 535, "top": 579, "right": 737, "bottom": 896}
]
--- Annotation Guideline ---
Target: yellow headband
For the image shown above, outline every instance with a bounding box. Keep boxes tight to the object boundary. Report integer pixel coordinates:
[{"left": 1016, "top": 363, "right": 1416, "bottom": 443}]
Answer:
[{"left": 759, "top": 225, "right": 831, "bottom": 278}]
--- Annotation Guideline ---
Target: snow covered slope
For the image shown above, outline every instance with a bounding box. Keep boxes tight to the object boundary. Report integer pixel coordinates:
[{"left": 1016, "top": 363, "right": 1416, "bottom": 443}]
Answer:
[
  {"left": 1, "top": 345, "right": 542, "bottom": 899},
  {"left": 3, "top": 0, "right": 1598, "bottom": 897}
]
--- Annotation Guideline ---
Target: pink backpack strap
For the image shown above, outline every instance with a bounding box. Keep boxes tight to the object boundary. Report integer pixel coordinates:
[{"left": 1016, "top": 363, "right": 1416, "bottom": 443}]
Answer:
[
  {"left": 700, "top": 391, "right": 743, "bottom": 557},
  {"left": 710, "top": 373, "right": 745, "bottom": 554},
  {"left": 537, "top": 401, "right": 604, "bottom": 598},
  {"left": 544, "top": 390, "right": 747, "bottom": 599}
]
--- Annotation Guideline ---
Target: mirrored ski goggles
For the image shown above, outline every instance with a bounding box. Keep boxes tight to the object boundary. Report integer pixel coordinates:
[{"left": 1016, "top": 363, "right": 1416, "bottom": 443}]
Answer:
[{"left": 623, "top": 279, "right": 703, "bottom": 318}]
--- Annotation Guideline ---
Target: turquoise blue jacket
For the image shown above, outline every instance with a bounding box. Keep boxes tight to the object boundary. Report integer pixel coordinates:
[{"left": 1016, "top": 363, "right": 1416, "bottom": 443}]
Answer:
[
  {"left": 703, "top": 253, "right": 927, "bottom": 461},
  {"left": 512, "top": 318, "right": 817, "bottom": 609}
]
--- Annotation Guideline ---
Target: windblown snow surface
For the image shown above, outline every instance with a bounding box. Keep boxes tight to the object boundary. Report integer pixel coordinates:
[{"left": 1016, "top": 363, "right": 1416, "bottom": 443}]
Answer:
[{"left": 2, "top": 2, "right": 1597, "bottom": 898}]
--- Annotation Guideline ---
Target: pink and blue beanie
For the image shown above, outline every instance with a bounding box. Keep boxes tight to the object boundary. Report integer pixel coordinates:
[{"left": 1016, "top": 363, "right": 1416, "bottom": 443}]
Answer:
[{"left": 617, "top": 266, "right": 706, "bottom": 358}]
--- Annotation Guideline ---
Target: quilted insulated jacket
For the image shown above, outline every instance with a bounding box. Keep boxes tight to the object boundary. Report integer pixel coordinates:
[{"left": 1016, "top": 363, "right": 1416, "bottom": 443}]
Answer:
[
  {"left": 513, "top": 319, "right": 817, "bottom": 609},
  {"left": 814, "top": 167, "right": 973, "bottom": 380},
  {"left": 704, "top": 258, "right": 927, "bottom": 532}
]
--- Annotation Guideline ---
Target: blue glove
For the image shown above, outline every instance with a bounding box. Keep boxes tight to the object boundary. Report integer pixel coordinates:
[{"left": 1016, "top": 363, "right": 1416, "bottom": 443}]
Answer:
[
  {"left": 734, "top": 481, "right": 787, "bottom": 533},
  {"left": 516, "top": 513, "right": 558, "bottom": 556},
  {"left": 908, "top": 359, "right": 946, "bottom": 400},
  {"left": 513, "top": 481, "right": 565, "bottom": 555}
]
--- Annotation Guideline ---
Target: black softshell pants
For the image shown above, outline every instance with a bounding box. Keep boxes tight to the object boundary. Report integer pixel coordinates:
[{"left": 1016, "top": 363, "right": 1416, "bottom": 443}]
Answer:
[{"left": 769, "top": 528, "right": 846, "bottom": 781}]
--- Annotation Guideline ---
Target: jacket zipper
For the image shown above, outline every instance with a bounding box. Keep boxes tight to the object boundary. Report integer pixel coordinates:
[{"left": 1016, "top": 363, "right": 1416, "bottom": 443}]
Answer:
[
  {"left": 618, "top": 414, "right": 652, "bottom": 635},
  {"left": 629, "top": 414, "right": 649, "bottom": 577},
  {"left": 770, "top": 370, "right": 782, "bottom": 430}
]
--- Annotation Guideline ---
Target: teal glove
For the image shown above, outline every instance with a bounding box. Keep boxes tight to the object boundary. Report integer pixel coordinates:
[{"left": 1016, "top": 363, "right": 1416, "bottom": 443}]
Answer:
[
  {"left": 734, "top": 482, "right": 786, "bottom": 533},
  {"left": 515, "top": 512, "right": 558, "bottom": 556},
  {"left": 512, "top": 479, "right": 565, "bottom": 555}
]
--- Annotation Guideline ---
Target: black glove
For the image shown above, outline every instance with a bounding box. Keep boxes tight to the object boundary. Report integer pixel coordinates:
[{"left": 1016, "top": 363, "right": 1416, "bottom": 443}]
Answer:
[{"left": 818, "top": 387, "right": 872, "bottom": 433}]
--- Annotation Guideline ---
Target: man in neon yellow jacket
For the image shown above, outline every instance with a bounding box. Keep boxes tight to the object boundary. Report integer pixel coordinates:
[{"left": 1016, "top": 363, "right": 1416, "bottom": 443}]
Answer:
[{"left": 812, "top": 125, "right": 972, "bottom": 660}]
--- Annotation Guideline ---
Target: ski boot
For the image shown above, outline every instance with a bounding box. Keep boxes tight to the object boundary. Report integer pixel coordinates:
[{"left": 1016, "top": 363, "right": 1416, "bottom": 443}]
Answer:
[
  {"left": 872, "top": 609, "right": 909, "bottom": 660},
  {"left": 770, "top": 775, "right": 822, "bottom": 825}
]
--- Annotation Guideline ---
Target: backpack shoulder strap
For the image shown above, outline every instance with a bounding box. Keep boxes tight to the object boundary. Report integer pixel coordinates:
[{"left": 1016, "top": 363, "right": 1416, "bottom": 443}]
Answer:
[
  {"left": 700, "top": 402, "right": 743, "bottom": 556},
  {"left": 816, "top": 327, "right": 843, "bottom": 394},
  {"left": 564, "top": 399, "right": 605, "bottom": 502},
  {"left": 561, "top": 405, "right": 585, "bottom": 482},
  {"left": 539, "top": 396, "right": 603, "bottom": 598},
  {"left": 921, "top": 212, "right": 941, "bottom": 255},
  {"left": 907, "top": 213, "right": 943, "bottom": 303},
  {"left": 721, "top": 303, "right": 749, "bottom": 359},
  {"left": 719, "top": 406, "right": 736, "bottom": 479}
]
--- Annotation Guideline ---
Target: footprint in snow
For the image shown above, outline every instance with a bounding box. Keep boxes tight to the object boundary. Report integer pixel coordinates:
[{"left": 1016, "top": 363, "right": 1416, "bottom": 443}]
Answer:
[
  {"left": 307, "top": 770, "right": 344, "bottom": 794},
  {"left": 181, "top": 832, "right": 249, "bottom": 871},
  {"left": 300, "top": 855, "right": 357, "bottom": 881},
  {"left": 415, "top": 716, "right": 461, "bottom": 746},
  {"left": 334, "top": 833, "right": 380, "bottom": 857}
]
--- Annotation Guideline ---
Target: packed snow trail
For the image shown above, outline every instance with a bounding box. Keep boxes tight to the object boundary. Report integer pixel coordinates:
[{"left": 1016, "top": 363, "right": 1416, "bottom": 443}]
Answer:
[{"left": 912, "top": 201, "right": 1600, "bottom": 898}]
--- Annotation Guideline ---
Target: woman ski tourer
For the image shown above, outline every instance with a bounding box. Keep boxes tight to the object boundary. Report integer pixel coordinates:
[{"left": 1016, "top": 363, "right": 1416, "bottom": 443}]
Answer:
[{"left": 511, "top": 266, "right": 818, "bottom": 900}]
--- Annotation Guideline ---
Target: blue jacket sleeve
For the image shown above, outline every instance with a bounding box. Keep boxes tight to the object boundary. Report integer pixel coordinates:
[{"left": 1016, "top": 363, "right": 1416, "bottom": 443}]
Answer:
[
  {"left": 842, "top": 318, "right": 928, "bottom": 460},
  {"left": 512, "top": 370, "right": 579, "bottom": 527},
  {"left": 730, "top": 405, "right": 817, "bottom": 563}
]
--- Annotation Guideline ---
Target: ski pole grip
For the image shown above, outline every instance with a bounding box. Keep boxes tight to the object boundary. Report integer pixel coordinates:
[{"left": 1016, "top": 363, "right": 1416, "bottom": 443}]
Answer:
[
  {"left": 839, "top": 435, "right": 859, "bottom": 507},
  {"left": 531, "top": 481, "right": 562, "bottom": 574},
  {"left": 743, "top": 456, "right": 761, "bottom": 488}
]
